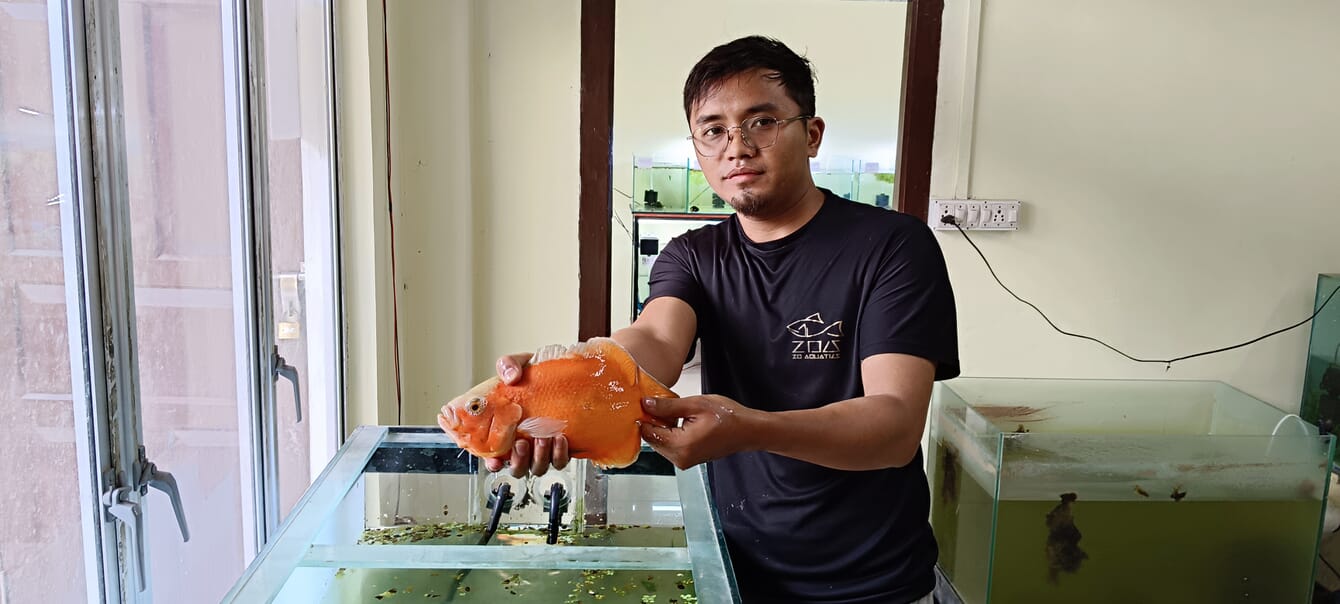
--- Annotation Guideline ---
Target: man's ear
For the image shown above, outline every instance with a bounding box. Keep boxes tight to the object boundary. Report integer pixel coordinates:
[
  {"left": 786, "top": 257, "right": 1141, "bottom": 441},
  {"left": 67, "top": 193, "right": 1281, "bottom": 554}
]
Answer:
[{"left": 806, "top": 116, "right": 825, "bottom": 157}]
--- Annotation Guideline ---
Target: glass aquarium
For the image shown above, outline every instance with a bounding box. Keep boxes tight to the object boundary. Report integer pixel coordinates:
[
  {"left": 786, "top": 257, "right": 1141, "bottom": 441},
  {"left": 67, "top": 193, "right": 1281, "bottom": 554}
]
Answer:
[
  {"left": 1301, "top": 274, "right": 1340, "bottom": 437},
  {"left": 927, "top": 378, "right": 1334, "bottom": 604},
  {"left": 854, "top": 161, "right": 896, "bottom": 209},
  {"left": 810, "top": 157, "right": 858, "bottom": 201},
  {"left": 631, "top": 216, "right": 725, "bottom": 319},
  {"left": 223, "top": 427, "right": 738, "bottom": 603},
  {"left": 631, "top": 156, "right": 894, "bottom": 215}
]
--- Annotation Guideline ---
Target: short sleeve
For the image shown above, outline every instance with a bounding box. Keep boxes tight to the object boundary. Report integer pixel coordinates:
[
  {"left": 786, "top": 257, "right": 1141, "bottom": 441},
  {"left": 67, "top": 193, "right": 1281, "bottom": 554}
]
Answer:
[
  {"left": 858, "top": 225, "right": 960, "bottom": 380},
  {"left": 646, "top": 235, "right": 706, "bottom": 314}
]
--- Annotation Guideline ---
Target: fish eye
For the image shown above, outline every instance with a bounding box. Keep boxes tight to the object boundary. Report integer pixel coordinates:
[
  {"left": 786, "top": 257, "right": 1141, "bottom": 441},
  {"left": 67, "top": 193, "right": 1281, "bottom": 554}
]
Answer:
[{"left": 466, "top": 397, "right": 485, "bottom": 415}]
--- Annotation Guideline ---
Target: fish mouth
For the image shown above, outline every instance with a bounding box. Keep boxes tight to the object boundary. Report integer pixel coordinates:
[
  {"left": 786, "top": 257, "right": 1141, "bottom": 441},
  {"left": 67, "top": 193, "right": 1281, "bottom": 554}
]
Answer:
[{"left": 438, "top": 405, "right": 460, "bottom": 429}]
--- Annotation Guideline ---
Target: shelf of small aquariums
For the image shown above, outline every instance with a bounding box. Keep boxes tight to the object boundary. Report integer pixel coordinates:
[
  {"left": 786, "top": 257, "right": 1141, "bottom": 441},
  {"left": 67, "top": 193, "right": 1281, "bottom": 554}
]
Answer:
[
  {"left": 630, "top": 157, "right": 894, "bottom": 214},
  {"left": 223, "top": 426, "right": 739, "bottom": 603}
]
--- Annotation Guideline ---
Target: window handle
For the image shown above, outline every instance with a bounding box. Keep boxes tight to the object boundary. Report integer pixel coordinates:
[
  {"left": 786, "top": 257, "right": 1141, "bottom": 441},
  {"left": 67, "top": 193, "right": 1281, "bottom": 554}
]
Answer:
[
  {"left": 100, "top": 446, "right": 190, "bottom": 592},
  {"left": 273, "top": 346, "right": 302, "bottom": 422},
  {"left": 101, "top": 486, "right": 145, "bottom": 591},
  {"left": 144, "top": 459, "right": 190, "bottom": 542}
]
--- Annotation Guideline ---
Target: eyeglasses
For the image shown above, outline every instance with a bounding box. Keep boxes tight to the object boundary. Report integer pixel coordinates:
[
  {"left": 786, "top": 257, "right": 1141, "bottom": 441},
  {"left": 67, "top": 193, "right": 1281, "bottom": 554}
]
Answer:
[{"left": 687, "top": 114, "right": 812, "bottom": 158}]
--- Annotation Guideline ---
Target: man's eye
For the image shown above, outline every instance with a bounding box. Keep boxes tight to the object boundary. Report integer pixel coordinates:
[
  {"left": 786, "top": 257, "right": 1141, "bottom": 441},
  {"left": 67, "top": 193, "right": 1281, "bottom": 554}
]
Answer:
[
  {"left": 749, "top": 116, "right": 779, "bottom": 128},
  {"left": 700, "top": 126, "right": 726, "bottom": 138}
]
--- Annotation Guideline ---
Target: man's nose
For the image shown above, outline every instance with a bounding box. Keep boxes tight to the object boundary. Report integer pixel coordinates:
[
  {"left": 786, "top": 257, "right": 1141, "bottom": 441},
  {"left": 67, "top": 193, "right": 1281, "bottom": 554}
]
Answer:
[{"left": 723, "top": 128, "right": 755, "bottom": 161}]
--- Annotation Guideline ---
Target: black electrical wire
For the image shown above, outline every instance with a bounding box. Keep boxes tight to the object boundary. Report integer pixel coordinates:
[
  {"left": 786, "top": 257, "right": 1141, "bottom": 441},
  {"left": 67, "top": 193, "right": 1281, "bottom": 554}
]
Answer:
[
  {"left": 380, "top": 0, "right": 404, "bottom": 423},
  {"left": 942, "top": 215, "right": 1340, "bottom": 370}
]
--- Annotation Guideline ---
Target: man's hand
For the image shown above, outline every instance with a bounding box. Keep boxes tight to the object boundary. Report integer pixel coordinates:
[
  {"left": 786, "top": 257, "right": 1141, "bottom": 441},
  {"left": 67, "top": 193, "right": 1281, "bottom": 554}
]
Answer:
[
  {"left": 638, "top": 395, "right": 759, "bottom": 469},
  {"left": 482, "top": 352, "right": 571, "bottom": 477}
]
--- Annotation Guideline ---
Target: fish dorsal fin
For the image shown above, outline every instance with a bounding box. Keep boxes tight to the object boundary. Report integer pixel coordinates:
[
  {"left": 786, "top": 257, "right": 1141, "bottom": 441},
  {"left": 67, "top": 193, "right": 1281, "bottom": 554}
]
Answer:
[
  {"left": 530, "top": 339, "right": 613, "bottom": 365},
  {"left": 584, "top": 337, "right": 638, "bottom": 381},
  {"left": 639, "top": 369, "right": 678, "bottom": 399},
  {"left": 517, "top": 415, "right": 567, "bottom": 439},
  {"left": 530, "top": 343, "right": 579, "bottom": 365},
  {"left": 589, "top": 338, "right": 679, "bottom": 399}
]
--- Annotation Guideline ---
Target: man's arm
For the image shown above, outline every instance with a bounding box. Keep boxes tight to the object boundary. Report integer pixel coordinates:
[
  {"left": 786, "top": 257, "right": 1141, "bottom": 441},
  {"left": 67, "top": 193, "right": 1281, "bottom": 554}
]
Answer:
[
  {"left": 640, "top": 352, "right": 935, "bottom": 471},
  {"left": 612, "top": 297, "right": 698, "bottom": 387}
]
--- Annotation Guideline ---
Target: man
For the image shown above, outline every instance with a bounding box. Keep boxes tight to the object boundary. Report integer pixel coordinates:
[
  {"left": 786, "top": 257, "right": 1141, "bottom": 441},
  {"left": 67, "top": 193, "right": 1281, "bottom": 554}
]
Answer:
[{"left": 490, "top": 36, "right": 958, "bottom": 603}]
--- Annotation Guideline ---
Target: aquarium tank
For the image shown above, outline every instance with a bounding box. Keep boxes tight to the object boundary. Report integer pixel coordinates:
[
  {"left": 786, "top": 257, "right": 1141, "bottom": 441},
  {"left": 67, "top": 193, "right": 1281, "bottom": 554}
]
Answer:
[
  {"left": 223, "top": 427, "right": 738, "bottom": 603},
  {"left": 1301, "top": 274, "right": 1340, "bottom": 437},
  {"left": 630, "top": 156, "right": 893, "bottom": 215},
  {"left": 927, "top": 378, "right": 1334, "bottom": 604}
]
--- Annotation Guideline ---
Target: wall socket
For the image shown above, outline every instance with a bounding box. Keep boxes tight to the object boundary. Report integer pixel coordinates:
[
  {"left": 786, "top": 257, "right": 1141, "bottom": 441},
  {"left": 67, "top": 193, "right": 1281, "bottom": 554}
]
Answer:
[{"left": 929, "top": 199, "right": 1021, "bottom": 231}]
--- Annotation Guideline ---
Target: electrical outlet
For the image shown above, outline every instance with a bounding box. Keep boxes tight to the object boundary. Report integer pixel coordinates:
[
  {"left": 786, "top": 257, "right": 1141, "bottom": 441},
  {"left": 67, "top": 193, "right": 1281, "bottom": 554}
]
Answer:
[{"left": 929, "top": 199, "right": 1020, "bottom": 231}]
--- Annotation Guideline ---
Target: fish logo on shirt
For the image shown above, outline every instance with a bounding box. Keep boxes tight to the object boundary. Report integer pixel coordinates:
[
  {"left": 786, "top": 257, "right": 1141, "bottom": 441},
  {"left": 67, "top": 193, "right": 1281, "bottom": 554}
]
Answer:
[
  {"left": 786, "top": 313, "right": 844, "bottom": 338},
  {"left": 787, "top": 313, "right": 843, "bottom": 360}
]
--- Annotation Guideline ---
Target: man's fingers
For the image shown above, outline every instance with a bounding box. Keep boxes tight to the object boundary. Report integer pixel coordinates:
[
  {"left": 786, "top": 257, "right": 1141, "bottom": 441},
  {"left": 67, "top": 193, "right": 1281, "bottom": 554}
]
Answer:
[
  {"left": 496, "top": 353, "right": 533, "bottom": 384},
  {"left": 531, "top": 437, "right": 552, "bottom": 476},
  {"left": 508, "top": 439, "right": 531, "bottom": 478},
  {"left": 641, "top": 396, "right": 689, "bottom": 419},
  {"left": 485, "top": 456, "right": 506, "bottom": 473},
  {"left": 552, "top": 435, "right": 570, "bottom": 471},
  {"left": 639, "top": 421, "right": 674, "bottom": 446}
]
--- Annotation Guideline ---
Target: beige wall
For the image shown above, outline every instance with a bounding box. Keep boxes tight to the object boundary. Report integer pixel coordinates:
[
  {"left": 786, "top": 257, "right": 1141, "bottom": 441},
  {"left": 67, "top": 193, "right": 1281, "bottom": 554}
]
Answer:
[
  {"left": 610, "top": 0, "right": 908, "bottom": 329},
  {"left": 932, "top": 0, "right": 1340, "bottom": 410},
  {"left": 339, "top": 0, "right": 580, "bottom": 427},
  {"left": 342, "top": 0, "right": 1339, "bottom": 426}
]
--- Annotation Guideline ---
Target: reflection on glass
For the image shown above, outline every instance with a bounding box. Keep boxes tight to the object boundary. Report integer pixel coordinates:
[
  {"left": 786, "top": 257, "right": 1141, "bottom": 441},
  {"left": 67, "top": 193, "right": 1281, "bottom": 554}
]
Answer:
[
  {"left": 116, "top": 1, "right": 246, "bottom": 601},
  {"left": 0, "top": 5, "right": 89, "bottom": 603},
  {"left": 260, "top": 0, "right": 339, "bottom": 524}
]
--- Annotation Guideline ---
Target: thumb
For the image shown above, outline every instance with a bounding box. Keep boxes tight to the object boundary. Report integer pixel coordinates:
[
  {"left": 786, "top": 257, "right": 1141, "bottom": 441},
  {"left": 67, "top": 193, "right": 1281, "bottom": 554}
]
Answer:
[{"left": 641, "top": 396, "right": 688, "bottom": 419}]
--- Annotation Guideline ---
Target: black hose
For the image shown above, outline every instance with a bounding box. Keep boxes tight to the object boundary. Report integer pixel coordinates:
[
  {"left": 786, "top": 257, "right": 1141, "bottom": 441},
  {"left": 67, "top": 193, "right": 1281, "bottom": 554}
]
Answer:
[
  {"left": 445, "top": 483, "right": 512, "bottom": 601},
  {"left": 480, "top": 482, "right": 512, "bottom": 545},
  {"left": 546, "top": 482, "right": 566, "bottom": 545}
]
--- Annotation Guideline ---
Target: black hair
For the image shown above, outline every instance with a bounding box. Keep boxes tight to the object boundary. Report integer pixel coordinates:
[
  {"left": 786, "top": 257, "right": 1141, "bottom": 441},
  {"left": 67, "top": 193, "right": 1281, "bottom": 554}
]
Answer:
[{"left": 682, "top": 35, "right": 816, "bottom": 120}]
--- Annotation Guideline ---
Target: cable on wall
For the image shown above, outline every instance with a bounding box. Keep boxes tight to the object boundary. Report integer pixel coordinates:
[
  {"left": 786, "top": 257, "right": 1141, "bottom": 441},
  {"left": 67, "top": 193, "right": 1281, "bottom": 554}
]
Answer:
[
  {"left": 940, "top": 215, "right": 1340, "bottom": 370},
  {"left": 381, "top": 0, "right": 404, "bottom": 423}
]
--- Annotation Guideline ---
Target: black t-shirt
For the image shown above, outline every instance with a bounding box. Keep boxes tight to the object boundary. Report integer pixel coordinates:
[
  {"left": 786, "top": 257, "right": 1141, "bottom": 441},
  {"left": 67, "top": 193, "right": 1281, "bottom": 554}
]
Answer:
[{"left": 647, "top": 191, "right": 960, "bottom": 604}]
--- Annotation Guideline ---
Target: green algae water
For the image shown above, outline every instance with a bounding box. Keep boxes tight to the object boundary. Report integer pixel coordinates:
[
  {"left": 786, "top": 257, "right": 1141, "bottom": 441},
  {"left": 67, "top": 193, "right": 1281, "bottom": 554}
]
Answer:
[
  {"left": 323, "top": 524, "right": 698, "bottom": 604},
  {"left": 932, "top": 443, "right": 1322, "bottom": 604}
]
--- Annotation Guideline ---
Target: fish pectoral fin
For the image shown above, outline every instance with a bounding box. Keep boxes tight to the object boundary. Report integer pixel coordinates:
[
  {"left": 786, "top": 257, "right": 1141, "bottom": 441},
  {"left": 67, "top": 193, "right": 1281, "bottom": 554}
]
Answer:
[{"left": 517, "top": 415, "right": 568, "bottom": 439}]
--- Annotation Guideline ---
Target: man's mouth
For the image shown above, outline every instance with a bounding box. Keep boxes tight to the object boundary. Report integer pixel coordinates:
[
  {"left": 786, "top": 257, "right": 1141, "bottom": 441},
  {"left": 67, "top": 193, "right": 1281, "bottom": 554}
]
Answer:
[{"left": 726, "top": 167, "right": 762, "bottom": 181}]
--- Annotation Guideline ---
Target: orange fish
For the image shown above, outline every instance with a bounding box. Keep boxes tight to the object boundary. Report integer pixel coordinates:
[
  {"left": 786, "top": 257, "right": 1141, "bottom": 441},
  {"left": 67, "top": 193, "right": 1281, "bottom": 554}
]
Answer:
[{"left": 437, "top": 338, "right": 677, "bottom": 469}]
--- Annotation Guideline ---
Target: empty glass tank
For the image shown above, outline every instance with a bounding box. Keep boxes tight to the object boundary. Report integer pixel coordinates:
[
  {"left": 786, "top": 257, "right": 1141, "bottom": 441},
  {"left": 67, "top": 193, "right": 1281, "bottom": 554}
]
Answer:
[
  {"left": 224, "top": 427, "right": 738, "bottom": 603},
  {"left": 1301, "top": 274, "right": 1340, "bottom": 436},
  {"left": 927, "top": 378, "right": 1334, "bottom": 604}
]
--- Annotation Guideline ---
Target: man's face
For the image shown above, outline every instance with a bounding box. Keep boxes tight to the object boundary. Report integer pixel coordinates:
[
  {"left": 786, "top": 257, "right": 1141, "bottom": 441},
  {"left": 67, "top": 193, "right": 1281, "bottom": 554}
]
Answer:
[{"left": 688, "top": 69, "right": 824, "bottom": 219}]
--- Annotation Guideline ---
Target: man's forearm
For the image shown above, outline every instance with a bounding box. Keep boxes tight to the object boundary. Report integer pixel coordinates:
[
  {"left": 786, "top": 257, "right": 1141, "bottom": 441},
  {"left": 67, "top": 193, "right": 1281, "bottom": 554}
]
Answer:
[
  {"left": 748, "top": 395, "right": 928, "bottom": 471},
  {"left": 612, "top": 326, "right": 687, "bottom": 388}
]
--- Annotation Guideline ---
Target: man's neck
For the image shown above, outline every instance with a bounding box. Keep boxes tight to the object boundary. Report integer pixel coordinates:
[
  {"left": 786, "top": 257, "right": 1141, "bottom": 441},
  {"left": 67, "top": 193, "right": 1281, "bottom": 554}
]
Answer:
[{"left": 737, "top": 186, "right": 826, "bottom": 244}]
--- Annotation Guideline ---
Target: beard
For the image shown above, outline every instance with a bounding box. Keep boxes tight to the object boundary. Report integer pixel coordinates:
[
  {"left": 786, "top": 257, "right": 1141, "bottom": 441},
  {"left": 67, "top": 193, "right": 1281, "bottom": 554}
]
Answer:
[{"left": 728, "top": 191, "right": 768, "bottom": 217}]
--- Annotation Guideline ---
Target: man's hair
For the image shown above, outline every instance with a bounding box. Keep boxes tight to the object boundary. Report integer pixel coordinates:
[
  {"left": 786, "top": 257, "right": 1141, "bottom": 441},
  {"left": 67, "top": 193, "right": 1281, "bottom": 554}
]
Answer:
[{"left": 682, "top": 35, "right": 816, "bottom": 120}]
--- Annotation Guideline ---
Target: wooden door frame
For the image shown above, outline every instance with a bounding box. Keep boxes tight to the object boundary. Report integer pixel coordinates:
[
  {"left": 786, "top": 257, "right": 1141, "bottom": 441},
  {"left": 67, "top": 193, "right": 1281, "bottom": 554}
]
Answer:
[{"left": 577, "top": 0, "right": 944, "bottom": 339}]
